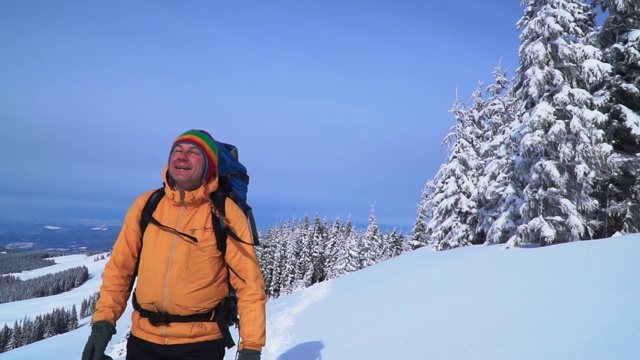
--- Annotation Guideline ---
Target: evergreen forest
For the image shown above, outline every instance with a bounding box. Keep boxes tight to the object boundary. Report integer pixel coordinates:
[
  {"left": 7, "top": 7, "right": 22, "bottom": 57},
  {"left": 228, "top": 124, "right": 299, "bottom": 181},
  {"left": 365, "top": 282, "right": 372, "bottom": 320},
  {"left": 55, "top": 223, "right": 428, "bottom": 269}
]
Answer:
[{"left": 409, "top": 0, "right": 640, "bottom": 250}]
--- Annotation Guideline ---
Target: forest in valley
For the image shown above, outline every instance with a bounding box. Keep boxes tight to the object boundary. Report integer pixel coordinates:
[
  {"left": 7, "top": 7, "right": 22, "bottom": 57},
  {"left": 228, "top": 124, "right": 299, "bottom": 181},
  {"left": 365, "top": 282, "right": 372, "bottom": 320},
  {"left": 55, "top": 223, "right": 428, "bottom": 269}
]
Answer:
[{"left": 0, "top": 251, "right": 103, "bottom": 353}]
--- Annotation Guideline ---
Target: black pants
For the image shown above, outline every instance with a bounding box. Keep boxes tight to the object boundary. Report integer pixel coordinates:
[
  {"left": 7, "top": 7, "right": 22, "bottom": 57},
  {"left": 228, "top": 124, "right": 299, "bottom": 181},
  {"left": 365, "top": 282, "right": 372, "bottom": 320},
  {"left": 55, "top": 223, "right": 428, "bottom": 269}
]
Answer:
[{"left": 126, "top": 333, "right": 226, "bottom": 360}]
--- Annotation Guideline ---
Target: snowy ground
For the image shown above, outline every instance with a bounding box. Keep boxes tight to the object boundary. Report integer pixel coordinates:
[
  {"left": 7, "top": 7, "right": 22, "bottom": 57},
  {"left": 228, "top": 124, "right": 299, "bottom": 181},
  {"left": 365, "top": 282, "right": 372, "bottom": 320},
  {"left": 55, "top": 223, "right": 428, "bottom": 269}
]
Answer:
[{"left": 1, "top": 234, "right": 639, "bottom": 360}]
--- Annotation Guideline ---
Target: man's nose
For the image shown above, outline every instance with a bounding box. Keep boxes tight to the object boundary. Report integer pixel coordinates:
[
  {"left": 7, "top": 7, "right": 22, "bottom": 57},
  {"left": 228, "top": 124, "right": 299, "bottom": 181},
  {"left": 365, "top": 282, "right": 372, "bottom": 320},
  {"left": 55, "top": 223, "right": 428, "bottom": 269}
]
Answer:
[{"left": 175, "top": 152, "right": 188, "bottom": 161}]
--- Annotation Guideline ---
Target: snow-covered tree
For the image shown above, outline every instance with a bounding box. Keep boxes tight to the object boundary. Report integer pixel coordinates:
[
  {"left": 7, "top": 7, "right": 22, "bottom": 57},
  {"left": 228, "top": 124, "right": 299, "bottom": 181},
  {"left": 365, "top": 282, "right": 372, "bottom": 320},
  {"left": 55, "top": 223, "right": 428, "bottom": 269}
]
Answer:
[
  {"left": 323, "top": 216, "right": 343, "bottom": 280},
  {"left": 361, "top": 204, "right": 384, "bottom": 266},
  {"left": 385, "top": 228, "right": 406, "bottom": 259},
  {"left": 510, "top": 0, "right": 610, "bottom": 246},
  {"left": 475, "top": 62, "right": 523, "bottom": 245},
  {"left": 409, "top": 185, "right": 430, "bottom": 250},
  {"left": 592, "top": 0, "right": 640, "bottom": 237},
  {"left": 309, "top": 214, "right": 329, "bottom": 284},
  {"left": 333, "top": 216, "right": 361, "bottom": 275},
  {"left": 426, "top": 86, "right": 485, "bottom": 250}
]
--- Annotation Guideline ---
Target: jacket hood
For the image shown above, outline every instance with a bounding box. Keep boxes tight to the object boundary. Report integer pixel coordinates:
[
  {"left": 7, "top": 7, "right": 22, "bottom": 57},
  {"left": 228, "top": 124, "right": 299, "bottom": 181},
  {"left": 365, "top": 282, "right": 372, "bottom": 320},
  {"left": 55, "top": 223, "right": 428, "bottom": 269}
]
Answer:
[{"left": 162, "top": 165, "right": 219, "bottom": 206}]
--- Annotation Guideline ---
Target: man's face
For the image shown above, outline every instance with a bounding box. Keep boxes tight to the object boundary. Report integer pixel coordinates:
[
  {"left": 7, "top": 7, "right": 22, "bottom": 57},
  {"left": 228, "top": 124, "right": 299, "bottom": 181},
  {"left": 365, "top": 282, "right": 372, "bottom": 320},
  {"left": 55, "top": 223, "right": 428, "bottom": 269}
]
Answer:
[{"left": 168, "top": 143, "right": 206, "bottom": 191}]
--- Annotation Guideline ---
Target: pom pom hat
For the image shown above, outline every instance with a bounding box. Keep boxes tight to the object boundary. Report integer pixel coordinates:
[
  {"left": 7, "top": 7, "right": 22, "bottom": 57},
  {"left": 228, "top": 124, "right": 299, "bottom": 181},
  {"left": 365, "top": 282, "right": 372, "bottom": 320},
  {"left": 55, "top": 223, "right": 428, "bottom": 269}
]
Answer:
[{"left": 170, "top": 129, "right": 219, "bottom": 183}]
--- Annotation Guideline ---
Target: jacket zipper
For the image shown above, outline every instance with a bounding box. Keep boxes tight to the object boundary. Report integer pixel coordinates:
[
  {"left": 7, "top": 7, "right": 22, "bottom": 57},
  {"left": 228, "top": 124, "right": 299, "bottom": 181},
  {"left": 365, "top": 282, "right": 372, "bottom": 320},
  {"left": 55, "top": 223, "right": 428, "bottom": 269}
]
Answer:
[{"left": 162, "top": 191, "right": 185, "bottom": 343}]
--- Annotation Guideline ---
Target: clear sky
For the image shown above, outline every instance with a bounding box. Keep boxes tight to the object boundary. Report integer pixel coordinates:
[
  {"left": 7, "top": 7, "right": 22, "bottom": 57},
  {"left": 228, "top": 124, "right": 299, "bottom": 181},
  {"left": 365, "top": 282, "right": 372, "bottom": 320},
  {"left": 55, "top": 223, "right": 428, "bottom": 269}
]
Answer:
[{"left": 0, "top": 1, "right": 524, "bottom": 231}]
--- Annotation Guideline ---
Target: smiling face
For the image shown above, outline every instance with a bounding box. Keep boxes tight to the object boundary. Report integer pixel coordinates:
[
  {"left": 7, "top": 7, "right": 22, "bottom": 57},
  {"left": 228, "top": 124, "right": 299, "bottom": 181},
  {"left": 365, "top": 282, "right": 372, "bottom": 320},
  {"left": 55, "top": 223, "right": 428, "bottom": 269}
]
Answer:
[{"left": 168, "top": 143, "right": 206, "bottom": 191}]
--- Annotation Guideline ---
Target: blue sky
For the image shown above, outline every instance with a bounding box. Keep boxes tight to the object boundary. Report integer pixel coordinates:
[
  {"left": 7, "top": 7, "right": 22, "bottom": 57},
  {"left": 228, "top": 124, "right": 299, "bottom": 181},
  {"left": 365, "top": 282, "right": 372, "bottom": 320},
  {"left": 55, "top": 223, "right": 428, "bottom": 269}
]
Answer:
[{"left": 0, "top": 1, "right": 524, "bottom": 231}]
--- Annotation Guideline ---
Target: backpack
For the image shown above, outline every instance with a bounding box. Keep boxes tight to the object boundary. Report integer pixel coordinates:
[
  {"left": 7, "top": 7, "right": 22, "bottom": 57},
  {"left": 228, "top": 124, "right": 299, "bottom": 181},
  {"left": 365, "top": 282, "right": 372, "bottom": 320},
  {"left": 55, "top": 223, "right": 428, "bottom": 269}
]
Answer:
[{"left": 131, "top": 140, "right": 259, "bottom": 349}]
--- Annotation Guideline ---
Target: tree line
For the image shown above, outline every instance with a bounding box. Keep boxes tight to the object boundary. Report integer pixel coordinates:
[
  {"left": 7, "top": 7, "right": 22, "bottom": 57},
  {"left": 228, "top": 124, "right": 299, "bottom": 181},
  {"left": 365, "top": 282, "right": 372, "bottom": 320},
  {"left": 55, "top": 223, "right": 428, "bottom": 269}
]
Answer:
[
  {"left": 0, "top": 266, "right": 89, "bottom": 303},
  {"left": 258, "top": 210, "right": 406, "bottom": 298},
  {"left": 0, "top": 251, "right": 63, "bottom": 275},
  {"left": 0, "top": 290, "right": 99, "bottom": 354},
  {"left": 0, "top": 306, "right": 79, "bottom": 353},
  {"left": 411, "top": 0, "right": 640, "bottom": 250}
]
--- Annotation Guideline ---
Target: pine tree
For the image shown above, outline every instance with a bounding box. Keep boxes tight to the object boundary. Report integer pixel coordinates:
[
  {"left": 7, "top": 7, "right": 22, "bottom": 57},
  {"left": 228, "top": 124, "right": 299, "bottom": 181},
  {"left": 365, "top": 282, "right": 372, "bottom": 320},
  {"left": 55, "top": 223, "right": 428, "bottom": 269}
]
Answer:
[
  {"left": 361, "top": 204, "right": 384, "bottom": 265},
  {"left": 281, "top": 219, "right": 301, "bottom": 296},
  {"left": 294, "top": 215, "right": 313, "bottom": 290},
  {"left": 324, "top": 217, "right": 343, "bottom": 280},
  {"left": 330, "top": 216, "right": 358, "bottom": 278},
  {"left": 426, "top": 86, "right": 485, "bottom": 250},
  {"left": 385, "top": 228, "right": 405, "bottom": 258},
  {"left": 0, "top": 324, "right": 11, "bottom": 353},
  {"left": 69, "top": 305, "right": 79, "bottom": 331},
  {"left": 10, "top": 320, "right": 22, "bottom": 349},
  {"left": 592, "top": 0, "right": 640, "bottom": 237},
  {"left": 475, "top": 62, "right": 522, "bottom": 245},
  {"left": 511, "top": 0, "right": 609, "bottom": 246},
  {"left": 409, "top": 185, "right": 430, "bottom": 250},
  {"left": 309, "top": 214, "right": 329, "bottom": 284},
  {"left": 270, "top": 223, "right": 289, "bottom": 297},
  {"left": 340, "top": 216, "right": 362, "bottom": 274}
]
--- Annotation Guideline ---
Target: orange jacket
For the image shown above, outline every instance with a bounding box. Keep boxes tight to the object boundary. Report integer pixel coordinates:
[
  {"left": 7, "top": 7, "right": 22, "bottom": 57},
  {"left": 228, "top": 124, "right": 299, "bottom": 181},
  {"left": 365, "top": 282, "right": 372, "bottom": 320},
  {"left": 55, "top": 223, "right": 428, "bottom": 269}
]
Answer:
[{"left": 93, "top": 166, "right": 267, "bottom": 351}]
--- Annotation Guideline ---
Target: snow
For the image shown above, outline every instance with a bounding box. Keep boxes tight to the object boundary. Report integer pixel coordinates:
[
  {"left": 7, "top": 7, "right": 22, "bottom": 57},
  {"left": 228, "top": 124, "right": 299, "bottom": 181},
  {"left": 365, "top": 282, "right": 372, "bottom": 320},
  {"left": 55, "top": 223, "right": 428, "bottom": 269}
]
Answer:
[
  {"left": 626, "top": 30, "right": 640, "bottom": 42},
  {"left": 1, "top": 235, "right": 640, "bottom": 359},
  {"left": 621, "top": 104, "right": 640, "bottom": 136}
]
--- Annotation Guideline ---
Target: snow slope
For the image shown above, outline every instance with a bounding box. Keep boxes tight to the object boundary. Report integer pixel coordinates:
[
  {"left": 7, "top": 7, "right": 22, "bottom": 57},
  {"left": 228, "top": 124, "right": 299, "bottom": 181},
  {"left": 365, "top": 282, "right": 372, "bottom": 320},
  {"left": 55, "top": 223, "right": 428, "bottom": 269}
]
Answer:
[{"left": 1, "top": 234, "right": 639, "bottom": 360}]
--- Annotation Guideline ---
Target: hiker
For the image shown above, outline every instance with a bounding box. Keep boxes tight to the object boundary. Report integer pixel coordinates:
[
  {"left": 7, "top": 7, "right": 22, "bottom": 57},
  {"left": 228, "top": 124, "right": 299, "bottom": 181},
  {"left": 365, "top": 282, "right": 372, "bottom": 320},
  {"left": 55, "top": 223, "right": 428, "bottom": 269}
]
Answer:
[{"left": 81, "top": 129, "right": 267, "bottom": 360}]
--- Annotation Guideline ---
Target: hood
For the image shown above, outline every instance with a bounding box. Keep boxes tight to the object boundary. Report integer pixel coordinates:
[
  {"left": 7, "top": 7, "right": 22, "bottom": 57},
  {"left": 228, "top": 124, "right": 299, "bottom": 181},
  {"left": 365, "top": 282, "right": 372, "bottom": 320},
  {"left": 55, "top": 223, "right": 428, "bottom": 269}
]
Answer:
[{"left": 161, "top": 164, "right": 219, "bottom": 206}]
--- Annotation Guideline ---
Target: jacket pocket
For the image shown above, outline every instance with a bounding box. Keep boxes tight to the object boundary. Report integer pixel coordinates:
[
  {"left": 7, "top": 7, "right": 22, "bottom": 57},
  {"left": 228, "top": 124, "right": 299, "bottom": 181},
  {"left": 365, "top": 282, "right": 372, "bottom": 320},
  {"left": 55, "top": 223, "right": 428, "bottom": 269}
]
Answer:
[{"left": 180, "top": 226, "right": 223, "bottom": 284}]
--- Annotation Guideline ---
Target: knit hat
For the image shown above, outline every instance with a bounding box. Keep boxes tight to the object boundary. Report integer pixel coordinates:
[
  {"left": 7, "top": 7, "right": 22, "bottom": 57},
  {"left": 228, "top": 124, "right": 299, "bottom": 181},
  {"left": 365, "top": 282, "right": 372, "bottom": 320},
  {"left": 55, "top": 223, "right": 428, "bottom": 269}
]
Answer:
[{"left": 169, "top": 129, "right": 219, "bottom": 183}]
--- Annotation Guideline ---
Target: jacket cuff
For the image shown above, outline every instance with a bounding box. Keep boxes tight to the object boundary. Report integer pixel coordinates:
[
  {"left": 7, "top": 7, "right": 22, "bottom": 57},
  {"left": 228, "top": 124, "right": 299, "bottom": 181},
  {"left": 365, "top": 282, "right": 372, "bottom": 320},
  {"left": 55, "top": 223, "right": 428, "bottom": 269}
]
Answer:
[{"left": 238, "top": 341, "right": 263, "bottom": 352}]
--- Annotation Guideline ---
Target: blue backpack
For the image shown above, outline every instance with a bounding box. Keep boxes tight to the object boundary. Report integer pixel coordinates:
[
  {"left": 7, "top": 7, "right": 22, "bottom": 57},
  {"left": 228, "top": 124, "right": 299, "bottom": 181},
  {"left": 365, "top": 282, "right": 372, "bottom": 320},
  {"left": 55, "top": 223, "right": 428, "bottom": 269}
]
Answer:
[{"left": 214, "top": 141, "right": 260, "bottom": 245}]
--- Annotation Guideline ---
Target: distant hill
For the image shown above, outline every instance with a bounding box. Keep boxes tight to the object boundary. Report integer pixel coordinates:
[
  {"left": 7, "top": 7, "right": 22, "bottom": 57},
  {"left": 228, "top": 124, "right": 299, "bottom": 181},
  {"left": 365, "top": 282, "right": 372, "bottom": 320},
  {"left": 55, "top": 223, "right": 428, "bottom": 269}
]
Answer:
[{"left": 0, "top": 221, "right": 120, "bottom": 252}]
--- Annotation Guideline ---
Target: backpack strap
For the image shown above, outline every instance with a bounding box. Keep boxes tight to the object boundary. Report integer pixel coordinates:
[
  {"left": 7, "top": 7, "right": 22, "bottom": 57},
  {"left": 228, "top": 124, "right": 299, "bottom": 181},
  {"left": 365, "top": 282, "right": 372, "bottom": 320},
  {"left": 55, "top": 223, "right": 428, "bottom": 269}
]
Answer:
[
  {"left": 209, "top": 190, "right": 247, "bottom": 349},
  {"left": 129, "top": 187, "right": 165, "bottom": 293},
  {"left": 211, "top": 190, "right": 229, "bottom": 255},
  {"left": 226, "top": 190, "right": 260, "bottom": 246},
  {"left": 140, "top": 188, "right": 165, "bottom": 236}
]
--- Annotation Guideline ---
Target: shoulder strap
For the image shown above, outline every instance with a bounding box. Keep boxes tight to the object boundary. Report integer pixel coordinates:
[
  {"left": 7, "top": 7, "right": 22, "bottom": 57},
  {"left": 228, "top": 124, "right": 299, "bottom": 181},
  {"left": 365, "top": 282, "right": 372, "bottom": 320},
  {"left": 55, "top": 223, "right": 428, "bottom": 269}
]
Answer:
[
  {"left": 141, "top": 187, "right": 166, "bottom": 239},
  {"left": 129, "top": 187, "right": 165, "bottom": 293},
  {"left": 211, "top": 190, "right": 228, "bottom": 256},
  {"left": 209, "top": 190, "right": 240, "bottom": 349}
]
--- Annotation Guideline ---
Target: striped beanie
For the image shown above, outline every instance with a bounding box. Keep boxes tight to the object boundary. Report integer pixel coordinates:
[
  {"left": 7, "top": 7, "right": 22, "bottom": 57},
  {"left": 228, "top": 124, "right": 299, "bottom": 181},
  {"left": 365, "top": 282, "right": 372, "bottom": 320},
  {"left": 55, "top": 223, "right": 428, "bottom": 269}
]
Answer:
[{"left": 170, "top": 129, "right": 219, "bottom": 183}]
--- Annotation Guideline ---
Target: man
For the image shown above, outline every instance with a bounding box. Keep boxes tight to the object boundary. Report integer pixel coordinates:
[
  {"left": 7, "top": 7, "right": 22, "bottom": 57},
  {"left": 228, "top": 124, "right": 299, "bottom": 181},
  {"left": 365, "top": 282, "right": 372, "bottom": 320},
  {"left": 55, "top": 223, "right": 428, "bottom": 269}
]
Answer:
[{"left": 82, "top": 129, "right": 266, "bottom": 360}]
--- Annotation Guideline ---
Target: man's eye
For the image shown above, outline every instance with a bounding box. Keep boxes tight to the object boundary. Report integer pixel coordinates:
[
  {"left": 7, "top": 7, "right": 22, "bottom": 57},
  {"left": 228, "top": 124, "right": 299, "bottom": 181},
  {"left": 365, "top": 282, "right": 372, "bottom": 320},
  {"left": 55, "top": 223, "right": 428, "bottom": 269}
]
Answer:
[{"left": 189, "top": 150, "right": 201, "bottom": 155}]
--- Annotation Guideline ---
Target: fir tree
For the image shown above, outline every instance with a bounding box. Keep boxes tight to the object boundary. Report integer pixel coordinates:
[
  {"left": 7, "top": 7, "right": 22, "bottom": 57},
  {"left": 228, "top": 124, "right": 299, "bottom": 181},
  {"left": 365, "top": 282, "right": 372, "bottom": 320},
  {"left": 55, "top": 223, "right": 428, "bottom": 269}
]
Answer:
[
  {"left": 592, "top": 0, "right": 640, "bottom": 237},
  {"left": 361, "top": 204, "right": 384, "bottom": 266},
  {"left": 309, "top": 214, "right": 329, "bottom": 284},
  {"left": 324, "top": 217, "right": 344, "bottom": 280},
  {"left": 426, "top": 86, "right": 484, "bottom": 250},
  {"left": 385, "top": 228, "right": 405, "bottom": 258},
  {"left": 409, "top": 185, "right": 430, "bottom": 250},
  {"left": 511, "top": 0, "right": 609, "bottom": 246},
  {"left": 330, "top": 216, "right": 358, "bottom": 278},
  {"left": 475, "top": 62, "right": 523, "bottom": 245}
]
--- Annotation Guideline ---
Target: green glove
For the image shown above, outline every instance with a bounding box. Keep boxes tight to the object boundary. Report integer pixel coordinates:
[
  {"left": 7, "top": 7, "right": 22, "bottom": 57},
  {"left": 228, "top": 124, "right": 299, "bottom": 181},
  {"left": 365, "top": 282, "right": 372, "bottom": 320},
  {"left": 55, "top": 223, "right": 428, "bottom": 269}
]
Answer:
[
  {"left": 238, "top": 349, "right": 261, "bottom": 360},
  {"left": 81, "top": 321, "right": 116, "bottom": 360}
]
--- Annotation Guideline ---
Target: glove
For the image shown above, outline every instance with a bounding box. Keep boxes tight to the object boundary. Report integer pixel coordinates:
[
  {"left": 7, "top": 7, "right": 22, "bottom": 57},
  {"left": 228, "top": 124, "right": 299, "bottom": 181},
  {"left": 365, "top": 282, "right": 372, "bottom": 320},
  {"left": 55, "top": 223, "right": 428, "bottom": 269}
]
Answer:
[
  {"left": 238, "top": 349, "right": 261, "bottom": 360},
  {"left": 81, "top": 321, "right": 116, "bottom": 360}
]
